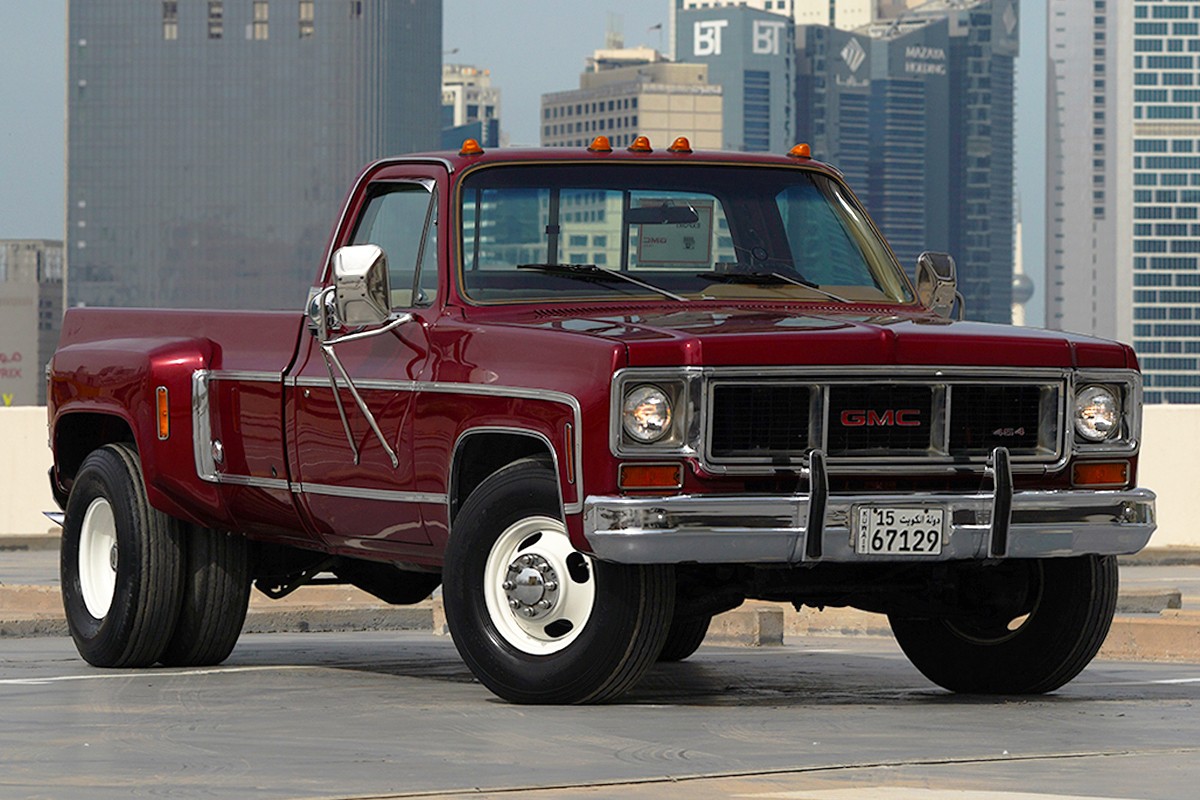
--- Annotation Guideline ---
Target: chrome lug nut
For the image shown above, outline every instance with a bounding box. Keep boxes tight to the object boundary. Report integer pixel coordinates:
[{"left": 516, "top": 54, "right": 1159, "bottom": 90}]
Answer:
[
  {"left": 537, "top": 599, "right": 552, "bottom": 609},
  {"left": 544, "top": 581, "right": 558, "bottom": 592},
  {"left": 502, "top": 580, "right": 515, "bottom": 591}
]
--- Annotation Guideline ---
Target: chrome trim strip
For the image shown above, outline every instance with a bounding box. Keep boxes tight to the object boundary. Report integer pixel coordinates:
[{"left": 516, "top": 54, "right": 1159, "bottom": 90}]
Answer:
[
  {"left": 43, "top": 511, "right": 65, "bottom": 527},
  {"left": 206, "top": 370, "right": 283, "bottom": 383},
  {"left": 289, "top": 376, "right": 585, "bottom": 514},
  {"left": 293, "top": 376, "right": 417, "bottom": 391},
  {"left": 295, "top": 482, "right": 446, "bottom": 505},
  {"left": 193, "top": 370, "right": 217, "bottom": 482},
  {"left": 583, "top": 487, "right": 1156, "bottom": 564},
  {"left": 216, "top": 474, "right": 291, "bottom": 491}
]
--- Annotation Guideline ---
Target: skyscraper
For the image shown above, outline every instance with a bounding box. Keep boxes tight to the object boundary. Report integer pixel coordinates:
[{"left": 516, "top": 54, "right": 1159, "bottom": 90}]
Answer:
[
  {"left": 674, "top": 4, "right": 795, "bottom": 152},
  {"left": 442, "top": 64, "right": 502, "bottom": 149},
  {"left": 0, "top": 239, "right": 63, "bottom": 405},
  {"left": 796, "top": 0, "right": 1019, "bottom": 324},
  {"left": 67, "top": 0, "right": 441, "bottom": 311},
  {"left": 1046, "top": 0, "right": 1200, "bottom": 403}
]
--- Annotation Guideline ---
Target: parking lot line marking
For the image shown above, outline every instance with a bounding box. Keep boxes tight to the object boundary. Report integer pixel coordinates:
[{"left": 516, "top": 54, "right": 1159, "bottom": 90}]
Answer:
[
  {"left": 736, "top": 790, "right": 1144, "bottom": 799},
  {"left": 0, "top": 664, "right": 314, "bottom": 686}
]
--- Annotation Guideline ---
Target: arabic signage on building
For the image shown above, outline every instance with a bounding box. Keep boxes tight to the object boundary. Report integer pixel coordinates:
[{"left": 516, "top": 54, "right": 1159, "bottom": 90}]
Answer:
[{"left": 0, "top": 284, "right": 38, "bottom": 407}]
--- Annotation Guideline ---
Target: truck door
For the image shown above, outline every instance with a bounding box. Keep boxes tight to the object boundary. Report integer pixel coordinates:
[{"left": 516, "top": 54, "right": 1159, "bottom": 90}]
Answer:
[{"left": 288, "top": 175, "right": 443, "bottom": 557}]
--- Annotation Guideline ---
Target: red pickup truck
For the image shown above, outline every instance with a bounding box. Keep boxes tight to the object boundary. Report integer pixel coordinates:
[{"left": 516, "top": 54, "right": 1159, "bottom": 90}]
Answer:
[{"left": 48, "top": 138, "right": 1156, "bottom": 703}]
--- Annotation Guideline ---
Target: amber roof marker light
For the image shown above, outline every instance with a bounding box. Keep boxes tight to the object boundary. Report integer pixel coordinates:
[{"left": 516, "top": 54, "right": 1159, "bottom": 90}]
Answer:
[
  {"left": 667, "top": 137, "right": 692, "bottom": 154},
  {"left": 628, "top": 135, "right": 653, "bottom": 153},
  {"left": 459, "top": 138, "right": 484, "bottom": 156},
  {"left": 788, "top": 143, "right": 812, "bottom": 159},
  {"left": 588, "top": 136, "right": 613, "bottom": 153}
]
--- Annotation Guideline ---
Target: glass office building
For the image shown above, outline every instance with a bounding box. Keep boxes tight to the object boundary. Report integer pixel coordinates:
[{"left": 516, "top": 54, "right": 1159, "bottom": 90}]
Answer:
[
  {"left": 674, "top": 5, "right": 794, "bottom": 153},
  {"left": 796, "top": 0, "right": 1019, "bottom": 324},
  {"left": 1130, "top": 0, "right": 1200, "bottom": 402},
  {"left": 1048, "top": 0, "right": 1200, "bottom": 402},
  {"left": 67, "top": 0, "right": 442, "bottom": 310}
]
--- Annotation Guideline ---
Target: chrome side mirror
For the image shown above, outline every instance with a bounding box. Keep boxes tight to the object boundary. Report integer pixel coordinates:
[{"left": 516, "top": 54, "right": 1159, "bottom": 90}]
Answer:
[
  {"left": 332, "top": 244, "right": 391, "bottom": 326},
  {"left": 309, "top": 244, "right": 410, "bottom": 470},
  {"left": 916, "top": 251, "right": 964, "bottom": 320}
]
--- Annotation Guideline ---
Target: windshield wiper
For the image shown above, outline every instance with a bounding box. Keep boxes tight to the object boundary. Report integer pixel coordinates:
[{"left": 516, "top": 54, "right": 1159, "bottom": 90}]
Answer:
[
  {"left": 696, "top": 270, "right": 849, "bottom": 303},
  {"left": 517, "top": 263, "right": 688, "bottom": 302}
]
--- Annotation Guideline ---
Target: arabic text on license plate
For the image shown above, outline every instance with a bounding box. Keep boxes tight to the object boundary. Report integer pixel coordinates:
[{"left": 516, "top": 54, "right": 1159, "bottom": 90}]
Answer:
[{"left": 855, "top": 506, "right": 943, "bottom": 556}]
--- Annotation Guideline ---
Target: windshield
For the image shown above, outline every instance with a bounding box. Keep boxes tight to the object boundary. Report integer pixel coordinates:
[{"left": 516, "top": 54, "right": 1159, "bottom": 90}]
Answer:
[{"left": 457, "top": 163, "right": 914, "bottom": 305}]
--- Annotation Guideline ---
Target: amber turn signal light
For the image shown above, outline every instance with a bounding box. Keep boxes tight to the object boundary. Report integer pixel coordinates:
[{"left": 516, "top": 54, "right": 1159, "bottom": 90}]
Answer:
[
  {"left": 588, "top": 136, "right": 612, "bottom": 152},
  {"left": 1072, "top": 461, "right": 1129, "bottom": 487},
  {"left": 459, "top": 138, "right": 484, "bottom": 156},
  {"left": 156, "top": 386, "right": 170, "bottom": 441},
  {"left": 628, "top": 135, "right": 653, "bottom": 153},
  {"left": 619, "top": 463, "right": 683, "bottom": 491},
  {"left": 788, "top": 143, "right": 812, "bottom": 159}
]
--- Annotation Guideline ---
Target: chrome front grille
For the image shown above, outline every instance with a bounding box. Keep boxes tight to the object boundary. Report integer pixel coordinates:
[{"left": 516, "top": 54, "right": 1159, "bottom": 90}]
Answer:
[{"left": 705, "top": 375, "right": 1063, "bottom": 468}]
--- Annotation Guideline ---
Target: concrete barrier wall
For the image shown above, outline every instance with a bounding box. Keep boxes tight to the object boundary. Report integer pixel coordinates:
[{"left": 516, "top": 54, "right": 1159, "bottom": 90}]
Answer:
[
  {"left": 2, "top": 405, "right": 1197, "bottom": 546},
  {"left": 1137, "top": 407, "right": 1198, "bottom": 548},
  {"left": 0, "top": 407, "right": 57, "bottom": 537}
]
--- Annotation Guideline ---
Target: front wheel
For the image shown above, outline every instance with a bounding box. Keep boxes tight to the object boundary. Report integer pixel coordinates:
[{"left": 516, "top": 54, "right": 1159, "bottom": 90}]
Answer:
[
  {"left": 442, "top": 460, "right": 674, "bottom": 704},
  {"left": 657, "top": 615, "right": 711, "bottom": 662},
  {"left": 888, "top": 556, "right": 1118, "bottom": 694}
]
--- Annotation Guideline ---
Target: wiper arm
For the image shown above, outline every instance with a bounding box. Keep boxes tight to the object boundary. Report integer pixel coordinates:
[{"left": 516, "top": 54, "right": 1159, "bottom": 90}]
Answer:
[
  {"left": 696, "top": 270, "right": 849, "bottom": 303},
  {"left": 517, "top": 263, "right": 688, "bottom": 302}
]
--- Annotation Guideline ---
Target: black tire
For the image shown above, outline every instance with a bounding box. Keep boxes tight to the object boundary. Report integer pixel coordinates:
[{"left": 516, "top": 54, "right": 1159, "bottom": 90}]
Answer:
[
  {"left": 159, "top": 526, "right": 251, "bottom": 667},
  {"left": 442, "top": 460, "right": 674, "bottom": 704},
  {"left": 657, "top": 615, "right": 711, "bottom": 662},
  {"left": 888, "top": 556, "right": 1118, "bottom": 694},
  {"left": 60, "top": 443, "right": 184, "bottom": 668}
]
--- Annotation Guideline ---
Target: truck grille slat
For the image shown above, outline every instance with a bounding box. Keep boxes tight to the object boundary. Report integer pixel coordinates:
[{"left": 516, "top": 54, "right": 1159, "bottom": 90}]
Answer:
[
  {"left": 711, "top": 385, "right": 811, "bottom": 458},
  {"left": 949, "top": 385, "right": 1043, "bottom": 454}
]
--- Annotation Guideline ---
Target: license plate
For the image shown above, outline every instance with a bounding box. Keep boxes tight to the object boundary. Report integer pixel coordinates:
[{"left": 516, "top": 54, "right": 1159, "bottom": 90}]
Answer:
[{"left": 854, "top": 506, "right": 944, "bottom": 556}]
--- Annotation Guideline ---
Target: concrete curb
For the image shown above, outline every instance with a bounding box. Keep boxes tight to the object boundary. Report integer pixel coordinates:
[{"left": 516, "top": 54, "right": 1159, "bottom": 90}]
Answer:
[
  {"left": 0, "top": 534, "right": 61, "bottom": 552},
  {"left": 2, "top": 586, "right": 1196, "bottom": 663}
]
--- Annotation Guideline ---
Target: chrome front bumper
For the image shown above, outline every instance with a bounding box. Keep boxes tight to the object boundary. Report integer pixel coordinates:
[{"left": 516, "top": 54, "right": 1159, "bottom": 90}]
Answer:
[{"left": 582, "top": 450, "right": 1156, "bottom": 565}]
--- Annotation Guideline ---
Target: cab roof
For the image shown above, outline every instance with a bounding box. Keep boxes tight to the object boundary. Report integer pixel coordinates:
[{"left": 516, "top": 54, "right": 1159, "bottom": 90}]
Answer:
[{"left": 383, "top": 138, "right": 842, "bottom": 177}]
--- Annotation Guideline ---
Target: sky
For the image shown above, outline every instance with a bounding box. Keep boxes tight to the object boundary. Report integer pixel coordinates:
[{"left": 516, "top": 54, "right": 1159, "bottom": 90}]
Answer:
[{"left": 0, "top": 0, "right": 1045, "bottom": 323}]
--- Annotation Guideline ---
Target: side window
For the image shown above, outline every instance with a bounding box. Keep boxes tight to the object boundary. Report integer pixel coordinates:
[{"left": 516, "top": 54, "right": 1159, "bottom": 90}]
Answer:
[{"left": 350, "top": 182, "right": 436, "bottom": 308}]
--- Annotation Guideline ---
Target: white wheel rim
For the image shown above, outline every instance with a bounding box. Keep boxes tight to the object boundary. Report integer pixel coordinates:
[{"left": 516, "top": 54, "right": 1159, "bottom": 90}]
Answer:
[
  {"left": 78, "top": 498, "right": 118, "bottom": 619},
  {"left": 483, "top": 516, "right": 596, "bottom": 655}
]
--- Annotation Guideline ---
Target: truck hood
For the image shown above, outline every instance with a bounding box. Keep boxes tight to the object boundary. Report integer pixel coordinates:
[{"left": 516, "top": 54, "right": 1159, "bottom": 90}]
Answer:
[{"left": 478, "top": 305, "right": 1135, "bottom": 370}]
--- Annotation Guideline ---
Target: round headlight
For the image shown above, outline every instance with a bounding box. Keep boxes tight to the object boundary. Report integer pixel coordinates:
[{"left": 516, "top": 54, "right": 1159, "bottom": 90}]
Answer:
[
  {"left": 622, "top": 384, "right": 673, "bottom": 443},
  {"left": 1074, "top": 385, "right": 1120, "bottom": 442}
]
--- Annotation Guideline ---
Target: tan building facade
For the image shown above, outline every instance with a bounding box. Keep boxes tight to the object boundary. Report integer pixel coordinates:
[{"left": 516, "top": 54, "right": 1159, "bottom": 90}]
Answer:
[
  {"left": 0, "top": 240, "right": 64, "bottom": 406},
  {"left": 541, "top": 55, "right": 723, "bottom": 150}
]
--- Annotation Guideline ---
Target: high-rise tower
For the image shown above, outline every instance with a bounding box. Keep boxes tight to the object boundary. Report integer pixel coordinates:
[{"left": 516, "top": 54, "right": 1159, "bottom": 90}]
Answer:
[{"left": 67, "top": 0, "right": 442, "bottom": 310}]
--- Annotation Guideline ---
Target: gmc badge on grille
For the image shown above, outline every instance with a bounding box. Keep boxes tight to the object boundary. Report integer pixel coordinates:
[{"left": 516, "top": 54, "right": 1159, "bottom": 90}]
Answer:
[{"left": 839, "top": 409, "right": 922, "bottom": 427}]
